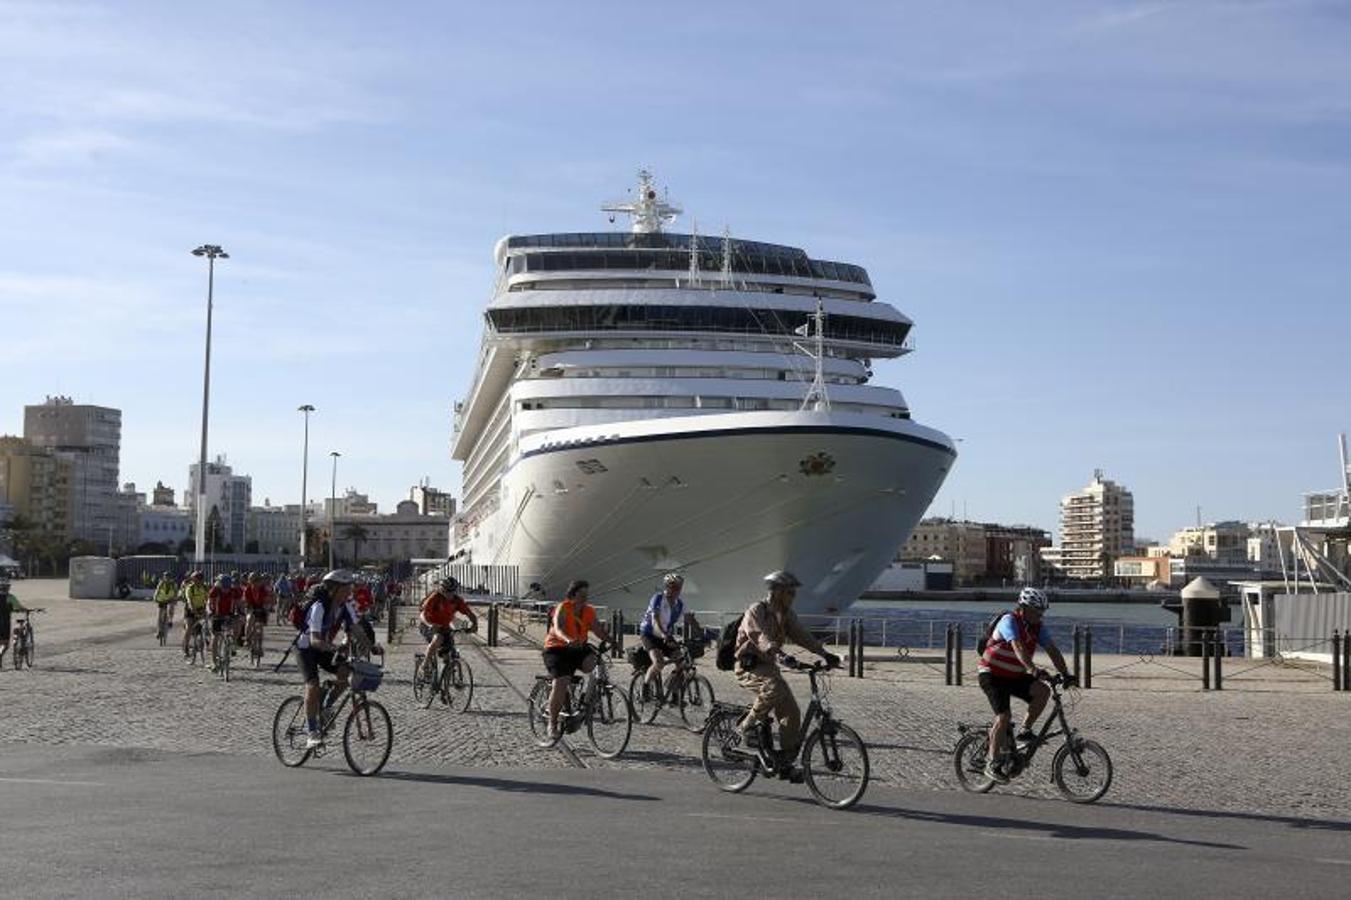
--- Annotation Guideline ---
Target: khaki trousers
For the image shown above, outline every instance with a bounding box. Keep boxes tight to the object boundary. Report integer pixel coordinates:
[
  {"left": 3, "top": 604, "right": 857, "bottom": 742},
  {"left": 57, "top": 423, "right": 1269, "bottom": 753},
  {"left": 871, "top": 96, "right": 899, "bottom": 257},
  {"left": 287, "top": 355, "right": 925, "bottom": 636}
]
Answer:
[{"left": 735, "top": 664, "right": 802, "bottom": 756}]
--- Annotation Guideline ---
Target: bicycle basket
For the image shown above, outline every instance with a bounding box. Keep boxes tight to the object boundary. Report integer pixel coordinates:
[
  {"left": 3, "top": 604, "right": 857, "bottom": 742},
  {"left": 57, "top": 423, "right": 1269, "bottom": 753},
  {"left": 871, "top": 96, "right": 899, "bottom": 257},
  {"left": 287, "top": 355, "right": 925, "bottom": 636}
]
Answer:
[
  {"left": 350, "top": 659, "right": 384, "bottom": 692},
  {"left": 626, "top": 646, "right": 652, "bottom": 671}
]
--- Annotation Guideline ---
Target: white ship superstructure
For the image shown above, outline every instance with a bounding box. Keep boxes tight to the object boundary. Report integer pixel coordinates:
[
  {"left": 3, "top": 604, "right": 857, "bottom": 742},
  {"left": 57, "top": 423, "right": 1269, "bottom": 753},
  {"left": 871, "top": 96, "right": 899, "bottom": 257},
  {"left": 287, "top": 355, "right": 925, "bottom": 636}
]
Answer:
[{"left": 451, "top": 171, "right": 956, "bottom": 615}]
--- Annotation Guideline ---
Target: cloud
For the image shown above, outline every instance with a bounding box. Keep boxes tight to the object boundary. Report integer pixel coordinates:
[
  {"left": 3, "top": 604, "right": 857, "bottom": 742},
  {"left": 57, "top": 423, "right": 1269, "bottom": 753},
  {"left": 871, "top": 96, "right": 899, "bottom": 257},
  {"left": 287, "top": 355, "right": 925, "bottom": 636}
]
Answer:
[{"left": 12, "top": 129, "right": 140, "bottom": 167}]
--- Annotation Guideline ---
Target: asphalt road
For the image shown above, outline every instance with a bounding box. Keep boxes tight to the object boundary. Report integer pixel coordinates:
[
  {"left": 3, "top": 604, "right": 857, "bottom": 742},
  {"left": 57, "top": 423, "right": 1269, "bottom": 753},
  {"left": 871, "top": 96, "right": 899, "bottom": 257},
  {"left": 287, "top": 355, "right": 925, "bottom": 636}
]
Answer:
[{"left": 2, "top": 742, "right": 1348, "bottom": 899}]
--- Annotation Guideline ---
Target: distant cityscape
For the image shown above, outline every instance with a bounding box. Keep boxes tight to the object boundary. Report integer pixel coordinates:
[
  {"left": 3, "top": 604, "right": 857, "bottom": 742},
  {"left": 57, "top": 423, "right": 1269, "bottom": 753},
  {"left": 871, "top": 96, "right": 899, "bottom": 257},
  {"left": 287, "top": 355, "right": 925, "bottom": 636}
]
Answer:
[
  {"left": 3, "top": 396, "right": 1348, "bottom": 592},
  {"left": 0, "top": 396, "right": 453, "bottom": 573}
]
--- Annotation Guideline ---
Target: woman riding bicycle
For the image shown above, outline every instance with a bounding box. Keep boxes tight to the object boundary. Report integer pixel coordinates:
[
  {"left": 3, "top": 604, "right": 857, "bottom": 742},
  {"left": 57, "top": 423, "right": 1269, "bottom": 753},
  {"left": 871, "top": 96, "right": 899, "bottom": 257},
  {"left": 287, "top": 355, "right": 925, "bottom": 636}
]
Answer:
[
  {"left": 542, "top": 580, "right": 610, "bottom": 740},
  {"left": 637, "top": 572, "right": 699, "bottom": 699},
  {"left": 418, "top": 577, "right": 478, "bottom": 678}
]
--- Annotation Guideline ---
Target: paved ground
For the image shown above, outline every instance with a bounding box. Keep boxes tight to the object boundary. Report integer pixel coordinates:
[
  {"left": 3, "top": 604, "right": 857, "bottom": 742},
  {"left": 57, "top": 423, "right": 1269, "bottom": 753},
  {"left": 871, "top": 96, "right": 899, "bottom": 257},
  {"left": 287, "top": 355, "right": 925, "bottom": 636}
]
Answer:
[
  {"left": 4, "top": 742, "right": 1350, "bottom": 899},
  {"left": 3, "top": 578, "right": 1351, "bottom": 896}
]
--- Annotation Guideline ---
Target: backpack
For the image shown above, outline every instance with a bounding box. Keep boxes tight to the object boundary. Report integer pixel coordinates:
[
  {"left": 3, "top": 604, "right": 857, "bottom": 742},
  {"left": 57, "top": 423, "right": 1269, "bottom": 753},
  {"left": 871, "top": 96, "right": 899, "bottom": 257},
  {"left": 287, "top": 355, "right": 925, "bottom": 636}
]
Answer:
[
  {"left": 715, "top": 612, "right": 746, "bottom": 671},
  {"left": 976, "top": 609, "right": 1012, "bottom": 654},
  {"left": 289, "top": 593, "right": 321, "bottom": 631}
]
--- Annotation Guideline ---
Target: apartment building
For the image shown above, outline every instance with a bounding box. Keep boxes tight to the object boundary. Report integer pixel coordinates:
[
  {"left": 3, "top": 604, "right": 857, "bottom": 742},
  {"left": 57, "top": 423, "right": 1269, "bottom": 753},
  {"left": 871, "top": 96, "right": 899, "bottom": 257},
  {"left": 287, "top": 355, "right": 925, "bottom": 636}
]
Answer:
[
  {"left": 23, "top": 397, "right": 121, "bottom": 545},
  {"left": 0, "top": 436, "right": 73, "bottom": 539},
  {"left": 1059, "top": 470, "right": 1135, "bottom": 581},
  {"left": 187, "top": 457, "right": 253, "bottom": 552}
]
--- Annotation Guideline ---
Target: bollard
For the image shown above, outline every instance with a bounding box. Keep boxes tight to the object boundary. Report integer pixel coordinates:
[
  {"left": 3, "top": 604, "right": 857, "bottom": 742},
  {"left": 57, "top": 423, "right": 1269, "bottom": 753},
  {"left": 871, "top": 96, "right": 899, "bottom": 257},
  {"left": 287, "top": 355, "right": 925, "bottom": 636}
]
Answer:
[
  {"left": 849, "top": 620, "right": 861, "bottom": 678},
  {"left": 1073, "top": 626, "right": 1082, "bottom": 682},
  {"left": 1201, "top": 631, "right": 1211, "bottom": 690},
  {"left": 1334, "top": 631, "right": 1342, "bottom": 692},
  {"left": 1083, "top": 626, "right": 1093, "bottom": 689},
  {"left": 1213, "top": 630, "right": 1223, "bottom": 691},
  {"left": 944, "top": 625, "right": 954, "bottom": 686},
  {"left": 488, "top": 604, "right": 498, "bottom": 648},
  {"left": 387, "top": 601, "right": 398, "bottom": 645},
  {"left": 954, "top": 623, "right": 963, "bottom": 685},
  {"left": 1344, "top": 631, "right": 1350, "bottom": 694}
]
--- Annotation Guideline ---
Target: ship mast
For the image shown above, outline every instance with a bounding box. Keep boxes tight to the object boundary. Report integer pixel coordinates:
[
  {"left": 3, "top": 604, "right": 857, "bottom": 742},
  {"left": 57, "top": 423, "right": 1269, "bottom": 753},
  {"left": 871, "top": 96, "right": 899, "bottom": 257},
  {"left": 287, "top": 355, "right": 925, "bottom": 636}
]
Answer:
[
  {"left": 601, "top": 169, "right": 682, "bottom": 234},
  {"left": 795, "top": 296, "right": 830, "bottom": 411}
]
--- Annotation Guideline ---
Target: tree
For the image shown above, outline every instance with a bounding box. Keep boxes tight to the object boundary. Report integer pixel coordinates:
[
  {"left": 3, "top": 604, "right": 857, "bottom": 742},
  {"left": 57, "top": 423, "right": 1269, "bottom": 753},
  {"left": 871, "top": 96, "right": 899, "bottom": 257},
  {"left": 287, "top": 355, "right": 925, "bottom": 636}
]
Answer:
[
  {"left": 205, "top": 507, "right": 225, "bottom": 556},
  {"left": 303, "top": 525, "right": 321, "bottom": 566},
  {"left": 340, "top": 524, "right": 370, "bottom": 565}
]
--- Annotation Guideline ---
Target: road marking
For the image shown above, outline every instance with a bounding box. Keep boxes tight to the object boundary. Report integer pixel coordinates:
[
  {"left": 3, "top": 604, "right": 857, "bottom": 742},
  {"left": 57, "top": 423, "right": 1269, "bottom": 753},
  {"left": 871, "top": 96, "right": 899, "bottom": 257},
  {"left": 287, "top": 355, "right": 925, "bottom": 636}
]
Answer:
[
  {"left": 688, "top": 812, "right": 801, "bottom": 825},
  {"left": 0, "top": 777, "right": 108, "bottom": 787},
  {"left": 978, "top": 830, "right": 1059, "bottom": 842},
  {"left": 1313, "top": 858, "right": 1351, "bottom": 866}
]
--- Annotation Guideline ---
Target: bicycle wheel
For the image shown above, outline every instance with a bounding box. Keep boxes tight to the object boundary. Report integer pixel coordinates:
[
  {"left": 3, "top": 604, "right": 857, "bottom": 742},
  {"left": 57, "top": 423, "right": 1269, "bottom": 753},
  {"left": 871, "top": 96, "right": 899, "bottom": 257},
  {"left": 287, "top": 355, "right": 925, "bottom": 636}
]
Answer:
[
  {"left": 953, "top": 731, "right": 997, "bottom": 794},
  {"left": 442, "top": 659, "right": 474, "bottom": 713},
  {"left": 677, "top": 674, "right": 716, "bottom": 733},
  {"left": 700, "top": 708, "right": 758, "bottom": 793},
  {"left": 157, "top": 612, "right": 168, "bottom": 646},
  {"left": 250, "top": 630, "right": 263, "bottom": 668},
  {"left": 802, "top": 722, "right": 870, "bottom": 810},
  {"left": 586, "top": 683, "right": 633, "bottom": 760},
  {"left": 527, "top": 679, "right": 561, "bottom": 747},
  {"left": 420, "top": 657, "right": 438, "bottom": 709},
  {"left": 221, "top": 644, "right": 232, "bottom": 682},
  {"left": 412, "top": 654, "right": 426, "bottom": 704},
  {"left": 1052, "top": 738, "right": 1113, "bottom": 804},
  {"left": 343, "top": 697, "right": 393, "bottom": 776},
  {"left": 628, "top": 670, "right": 660, "bottom": 725},
  {"left": 271, "top": 696, "right": 313, "bottom": 767}
]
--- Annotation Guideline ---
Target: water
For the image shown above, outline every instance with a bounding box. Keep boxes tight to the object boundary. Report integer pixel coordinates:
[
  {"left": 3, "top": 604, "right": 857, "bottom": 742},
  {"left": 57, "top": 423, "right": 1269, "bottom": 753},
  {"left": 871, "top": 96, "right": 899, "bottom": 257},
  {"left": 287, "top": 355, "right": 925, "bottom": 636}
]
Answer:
[{"left": 829, "top": 599, "right": 1244, "bottom": 657}]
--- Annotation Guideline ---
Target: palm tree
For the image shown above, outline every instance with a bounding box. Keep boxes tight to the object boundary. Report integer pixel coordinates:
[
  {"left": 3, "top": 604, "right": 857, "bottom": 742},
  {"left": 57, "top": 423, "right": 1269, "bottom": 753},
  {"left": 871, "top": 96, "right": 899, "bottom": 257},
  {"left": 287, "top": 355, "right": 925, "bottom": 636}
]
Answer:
[{"left": 340, "top": 523, "right": 370, "bottom": 565}]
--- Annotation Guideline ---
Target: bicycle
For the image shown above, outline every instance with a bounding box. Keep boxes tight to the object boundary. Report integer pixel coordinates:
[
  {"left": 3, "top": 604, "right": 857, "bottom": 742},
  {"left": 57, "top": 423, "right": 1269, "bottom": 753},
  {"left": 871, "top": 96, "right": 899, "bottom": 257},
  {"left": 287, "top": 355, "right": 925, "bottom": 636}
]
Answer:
[
  {"left": 211, "top": 616, "right": 236, "bottom": 682},
  {"left": 701, "top": 660, "right": 869, "bottom": 810},
  {"left": 527, "top": 641, "right": 633, "bottom": 759},
  {"left": 184, "top": 614, "right": 210, "bottom": 666},
  {"left": 628, "top": 637, "right": 716, "bottom": 733},
  {"left": 271, "top": 652, "right": 393, "bottom": 776},
  {"left": 9, "top": 609, "right": 44, "bottom": 670},
  {"left": 155, "top": 603, "right": 174, "bottom": 647},
  {"left": 412, "top": 625, "right": 474, "bottom": 713},
  {"left": 953, "top": 673, "right": 1113, "bottom": 804},
  {"left": 245, "top": 609, "right": 266, "bottom": 668}
]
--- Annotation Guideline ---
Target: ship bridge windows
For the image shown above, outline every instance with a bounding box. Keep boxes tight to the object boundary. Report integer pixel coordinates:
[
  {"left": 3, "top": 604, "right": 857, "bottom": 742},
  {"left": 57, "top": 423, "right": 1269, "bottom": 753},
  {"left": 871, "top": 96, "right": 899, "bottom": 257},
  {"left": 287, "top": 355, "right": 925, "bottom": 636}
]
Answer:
[
  {"left": 507, "top": 248, "right": 869, "bottom": 285},
  {"left": 488, "top": 305, "right": 909, "bottom": 348},
  {"left": 517, "top": 395, "right": 909, "bottom": 417}
]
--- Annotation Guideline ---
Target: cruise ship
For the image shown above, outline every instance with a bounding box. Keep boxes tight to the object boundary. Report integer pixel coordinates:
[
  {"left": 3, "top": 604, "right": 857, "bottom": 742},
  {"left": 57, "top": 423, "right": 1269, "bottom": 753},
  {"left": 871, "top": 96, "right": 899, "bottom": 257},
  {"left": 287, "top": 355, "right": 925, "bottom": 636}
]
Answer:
[{"left": 449, "top": 171, "right": 956, "bottom": 616}]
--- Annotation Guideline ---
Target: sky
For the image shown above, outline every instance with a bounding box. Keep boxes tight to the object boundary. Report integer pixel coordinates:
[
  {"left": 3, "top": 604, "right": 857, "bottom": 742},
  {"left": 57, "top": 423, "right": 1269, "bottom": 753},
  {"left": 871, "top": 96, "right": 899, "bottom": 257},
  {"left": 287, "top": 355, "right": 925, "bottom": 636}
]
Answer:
[{"left": 2, "top": 0, "right": 1349, "bottom": 542}]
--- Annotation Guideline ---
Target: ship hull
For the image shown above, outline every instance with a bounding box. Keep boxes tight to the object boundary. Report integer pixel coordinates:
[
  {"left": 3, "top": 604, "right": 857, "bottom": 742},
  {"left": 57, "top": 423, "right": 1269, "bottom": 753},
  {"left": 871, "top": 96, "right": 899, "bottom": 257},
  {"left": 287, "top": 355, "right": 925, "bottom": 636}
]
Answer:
[{"left": 459, "top": 411, "right": 955, "bottom": 617}]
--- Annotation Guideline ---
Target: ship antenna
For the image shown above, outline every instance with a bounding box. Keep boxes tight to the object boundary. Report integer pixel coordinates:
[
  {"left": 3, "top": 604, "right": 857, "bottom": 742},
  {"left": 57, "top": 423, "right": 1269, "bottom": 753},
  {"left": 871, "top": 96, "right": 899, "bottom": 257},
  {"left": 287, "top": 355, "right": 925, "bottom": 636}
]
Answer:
[
  {"left": 793, "top": 295, "right": 831, "bottom": 411},
  {"left": 721, "top": 225, "right": 733, "bottom": 289},
  {"left": 688, "top": 219, "right": 701, "bottom": 287},
  {"left": 601, "top": 168, "right": 682, "bottom": 234}
]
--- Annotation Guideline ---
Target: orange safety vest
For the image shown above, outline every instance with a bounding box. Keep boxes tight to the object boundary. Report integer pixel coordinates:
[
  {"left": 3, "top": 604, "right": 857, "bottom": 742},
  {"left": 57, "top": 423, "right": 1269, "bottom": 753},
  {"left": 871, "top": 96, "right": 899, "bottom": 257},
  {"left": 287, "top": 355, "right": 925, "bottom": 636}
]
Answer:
[{"left": 544, "top": 599, "right": 595, "bottom": 649}]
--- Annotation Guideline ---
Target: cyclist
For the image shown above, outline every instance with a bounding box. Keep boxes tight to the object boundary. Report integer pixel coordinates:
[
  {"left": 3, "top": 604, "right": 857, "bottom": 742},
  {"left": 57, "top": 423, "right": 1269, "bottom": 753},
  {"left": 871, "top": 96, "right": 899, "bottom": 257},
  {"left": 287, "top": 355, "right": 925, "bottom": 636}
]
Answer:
[
  {"left": 273, "top": 571, "right": 294, "bottom": 620},
  {"left": 180, "top": 571, "right": 208, "bottom": 662},
  {"left": 542, "top": 579, "right": 610, "bottom": 740},
  {"left": 0, "top": 576, "right": 31, "bottom": 667},
  {"left": 733, "top": 570, "right": 840, "bottom": 781},
  {"left": 207, "top": 574, "right": 239, "bottom": 670},
  {"left": 296, "top": 570, "right": 375, "bottom": 748},
  {"left": 153, "top": 572, "right": 178, "bottom": 631},
  {"left": 418, "top": 577, "right": 478, "bottom": 679},
  {"left": 637, "top": 572, "right": 697, "bottom": 699},
  {"left": 243, "top": 572, "right": 272, "bottom": 651},
  {"left": 978, "top": 587, "right": 1075, "bottom": 783}
]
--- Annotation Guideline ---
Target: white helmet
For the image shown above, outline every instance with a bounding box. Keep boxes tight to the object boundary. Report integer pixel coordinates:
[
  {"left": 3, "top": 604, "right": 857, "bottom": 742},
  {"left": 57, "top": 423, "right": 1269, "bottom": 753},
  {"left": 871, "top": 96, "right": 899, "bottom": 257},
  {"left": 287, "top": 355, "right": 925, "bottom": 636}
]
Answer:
[
  {"left": 663, "top": 572, "right": 684, "bottom": 587},
  {"left": 322, "top": 569, "right": 355, "bottom": 585},
  {"left": 1017, "top": 587, "right": 1049, "bottom": 610},
  {"left": 763, "top": 570, "right": 802, "bottom": 589}
]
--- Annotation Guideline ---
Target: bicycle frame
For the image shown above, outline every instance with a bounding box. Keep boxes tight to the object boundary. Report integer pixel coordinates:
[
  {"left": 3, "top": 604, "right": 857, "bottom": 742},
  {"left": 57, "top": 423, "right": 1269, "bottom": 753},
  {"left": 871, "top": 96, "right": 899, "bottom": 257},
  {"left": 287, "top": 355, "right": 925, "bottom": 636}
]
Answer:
[{"left": 961, "top": 682, "right": 1077, "bottom": 776}]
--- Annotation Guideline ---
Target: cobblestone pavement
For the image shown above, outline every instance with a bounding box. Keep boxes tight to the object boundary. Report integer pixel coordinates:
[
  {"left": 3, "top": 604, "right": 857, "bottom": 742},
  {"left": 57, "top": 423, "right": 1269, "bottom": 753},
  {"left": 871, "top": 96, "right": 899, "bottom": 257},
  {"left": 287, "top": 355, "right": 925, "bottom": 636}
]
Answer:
[{"left": 4, "top": 581, "right": 1349, "bottom": 824}]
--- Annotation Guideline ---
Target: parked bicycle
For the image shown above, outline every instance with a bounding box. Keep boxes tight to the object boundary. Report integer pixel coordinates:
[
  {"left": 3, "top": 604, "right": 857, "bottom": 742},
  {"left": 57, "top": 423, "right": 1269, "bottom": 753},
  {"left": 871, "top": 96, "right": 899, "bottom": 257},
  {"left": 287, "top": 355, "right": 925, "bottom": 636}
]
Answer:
[
  {"left": 9, "top": 608, "right": 44, "bottom": 670},
  {"left": 701, "top": 660, "right": 869, "bottom": 810},
  {"left": 628, "top": 637, "right": 715, "bottom": 733},
  {"left": 412, "top": 623, "right": 474, "bottom": 712},
  {"left": 953, "top": 673, "right": 1113, "bottom": 803},
  {"left": 527, "top": 640, "right": 632, "bottom": 759},
  {"left": 271, "top": 650, "right": 393, "bottom": 776}
]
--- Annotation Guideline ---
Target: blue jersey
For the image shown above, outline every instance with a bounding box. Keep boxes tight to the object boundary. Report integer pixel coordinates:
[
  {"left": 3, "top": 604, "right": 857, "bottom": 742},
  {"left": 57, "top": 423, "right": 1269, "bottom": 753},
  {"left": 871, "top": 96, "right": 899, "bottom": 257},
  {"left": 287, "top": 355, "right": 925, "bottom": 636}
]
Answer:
[
  {"left": 640, "top": 593, "right": 683, "bottom": 637},
  {"left": 994, "top": 614, "right": 1053, "bottom": 647}
]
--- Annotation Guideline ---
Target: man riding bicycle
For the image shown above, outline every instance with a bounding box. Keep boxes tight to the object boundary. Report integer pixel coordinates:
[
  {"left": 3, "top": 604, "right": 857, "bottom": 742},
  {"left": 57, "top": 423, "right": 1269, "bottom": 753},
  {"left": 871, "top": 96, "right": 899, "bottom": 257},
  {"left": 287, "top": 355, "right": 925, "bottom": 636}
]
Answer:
[
  {"left": 208, "top": 574, "right": 240, "bottom": 671},
  {"left": 180, "top": 571, "right": 208, "bottom": 662},
  {"left": 542, "top": 580, "right": 610, "bottom": 740},
  {"left": 296, "top": 570, "right": 378, "bottom": 748},
  {"left": 153, "top": 573, "right": 178, "bottom": 630},
  {"left": 978, "top": 587, "right": 1075, "bottom": 783},
  {"left": 418, "top": 577, "right": 478, "bottom": 679},
  {"left": 637, "top": 572, "right": 699, "bottom": 699},
  {"left": 243, "top": 572, "right": 272, "bottom": 648},
  {"left": 0, "top": 577, "right": 31, "bottom": 667},
  {"left": 734, "top": 570, "right": 840, "bottom": 782}
]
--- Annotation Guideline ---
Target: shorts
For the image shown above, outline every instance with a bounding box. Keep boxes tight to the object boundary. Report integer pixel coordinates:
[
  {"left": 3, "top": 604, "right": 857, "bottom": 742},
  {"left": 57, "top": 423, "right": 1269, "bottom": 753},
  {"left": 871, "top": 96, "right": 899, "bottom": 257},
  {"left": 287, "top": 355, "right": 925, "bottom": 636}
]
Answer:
[
  {"left": 542, "top": 645, "right": 595, "bottom": 678},
  {"left": 247, "top": 607, "right": 269, "bottom": 625},
  {"left": 211, "top": 615, "right": 233, "bottom": 632},
  {"left": 419, "top": 623, "right": 455, "bottom": 652},
  {"left": 184, "top": 608, "right": 202, "bottom": 621},
  {"left": 0, "top": 622, "right": 10, "bottom": 642},
  {"left": 978, "top": 671, "right": 1037, "bottom": 716},
  {"left": 641, "top": 633, "right": 676, "bottom": 654},
  {"left": 298, "top": 646, "right": 344, "bottom": 684}
]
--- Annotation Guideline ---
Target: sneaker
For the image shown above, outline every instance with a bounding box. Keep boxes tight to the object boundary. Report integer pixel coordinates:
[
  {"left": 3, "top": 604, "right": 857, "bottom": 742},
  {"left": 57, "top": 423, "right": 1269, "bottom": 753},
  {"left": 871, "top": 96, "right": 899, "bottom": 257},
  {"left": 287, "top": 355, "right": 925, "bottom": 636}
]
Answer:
[
  {"left": 547, "top": 722, "right": 562, "bottom": 741},
  {"left": 984, "top": 761, "right": 1010, "bottom": 784},
  {"left": 1015, "top": 728, "right": 1036, "bottom": 744},
  {"left": 780, "top": 764, "right": 805, "bottom": 784},
  {"left": 304, "top": 732, "right": 323, "bottom": 749},
  {"left": 738, "top": 726, "right": 760, "bottom": 749}
]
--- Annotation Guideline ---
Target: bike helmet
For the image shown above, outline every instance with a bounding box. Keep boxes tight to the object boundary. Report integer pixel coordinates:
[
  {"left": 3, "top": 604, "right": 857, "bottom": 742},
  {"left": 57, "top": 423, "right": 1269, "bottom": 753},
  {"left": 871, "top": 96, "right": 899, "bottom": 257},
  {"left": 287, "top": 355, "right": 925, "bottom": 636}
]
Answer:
[
  {"left": 322, "top": 569, "right": 355, "bottom": 585},
  {"left": 216, "top": 574, "right": 232, "bottom": 588},
  {"left": 663, "top": 572, "right": 684, "bottom": 587},
  {"left": 439, "top": 576, "right": 460, "bottom": 593},
  {"left": 763, "top": 570, "right": 802, "bottom": 589},
  {"left": 1017, "top": 587, "right": 1049, "bottom": 610}
]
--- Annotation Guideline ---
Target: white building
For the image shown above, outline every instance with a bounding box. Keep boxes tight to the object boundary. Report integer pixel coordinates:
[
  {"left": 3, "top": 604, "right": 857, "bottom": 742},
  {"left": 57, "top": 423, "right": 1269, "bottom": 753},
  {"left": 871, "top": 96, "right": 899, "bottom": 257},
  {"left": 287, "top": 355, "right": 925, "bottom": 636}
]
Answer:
[
  {"left": 1059, "top": 470, "right": 1134, "bottom": 581},
  {"left": 1169, "top": 521, "right": 1251, "bottom": 565},
  {"left": 247, "top": 502, "right": 301, "bottom": 555},
  {"left": 23, "top": 397, "right": 121, "bottom": 545},
  {"left": 187, "top": 457, "right": 253, "bottom": 552},
  {"left": 410, "top": 482, "right": 455, "bottom": 517},
  {"left": 332, "top": 500, "right": 449, "bottom": 564},
  {"left": 141, "top": 505, "right": 191, "bottom": 550}
]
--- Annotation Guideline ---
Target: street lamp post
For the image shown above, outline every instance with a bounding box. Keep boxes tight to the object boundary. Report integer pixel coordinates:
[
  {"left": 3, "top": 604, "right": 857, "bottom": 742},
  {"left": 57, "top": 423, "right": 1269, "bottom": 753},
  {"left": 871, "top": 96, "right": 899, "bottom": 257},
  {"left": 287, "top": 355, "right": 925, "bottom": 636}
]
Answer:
[
  {"left": 328, "top": 451, "right": 341, "bottom": 570},
  {"left": 298, "top": 405, "right": 315, "bottom": 566},
  {"left": 191, "top": 244, "right": 228, "bottom": 565}
]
